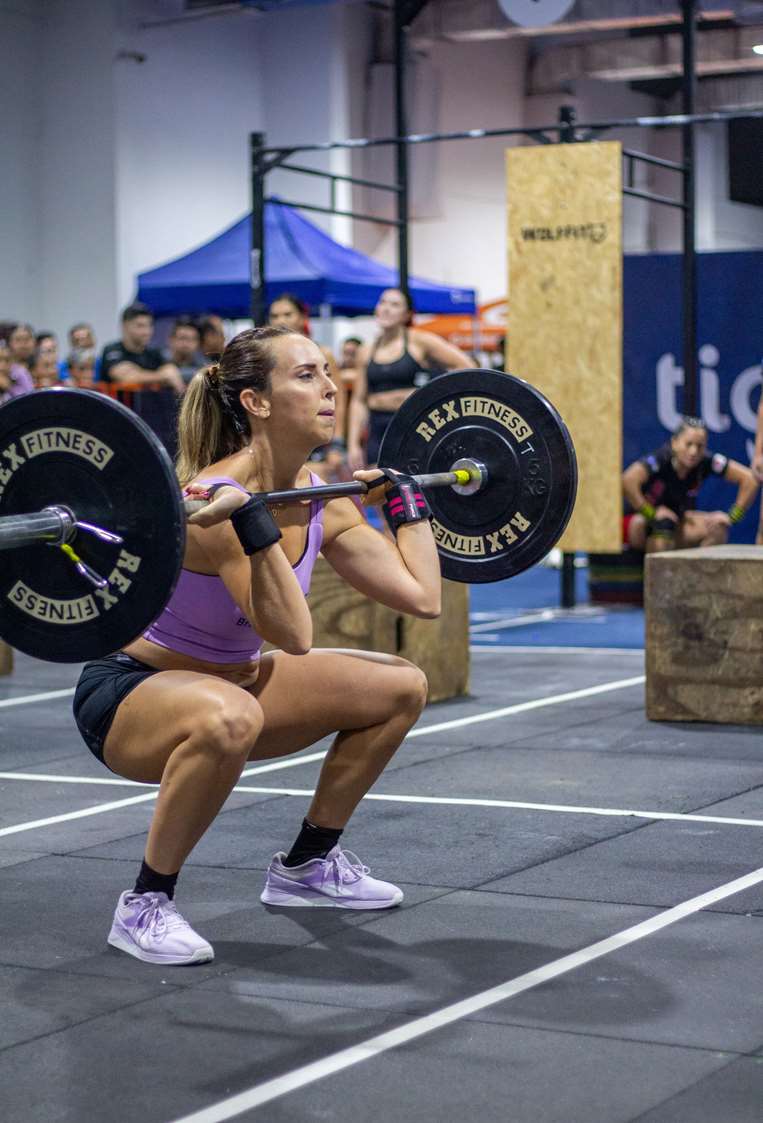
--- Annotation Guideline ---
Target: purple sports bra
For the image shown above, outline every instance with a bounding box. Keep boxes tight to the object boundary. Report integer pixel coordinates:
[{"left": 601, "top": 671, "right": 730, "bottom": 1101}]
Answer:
[{"left": 143, "top": 474, "right": 324, "bottom": 663}]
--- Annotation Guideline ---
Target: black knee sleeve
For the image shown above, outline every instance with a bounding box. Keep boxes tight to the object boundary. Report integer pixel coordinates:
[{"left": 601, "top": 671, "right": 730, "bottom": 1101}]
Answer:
[{"left": 651, "top": 516, "right": 676, "bottom": 538}]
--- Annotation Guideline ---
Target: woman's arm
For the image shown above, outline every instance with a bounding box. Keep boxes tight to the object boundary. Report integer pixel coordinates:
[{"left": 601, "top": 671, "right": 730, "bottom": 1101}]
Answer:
[
  {"left": 753, "top": 392, "right": 763, "bottom": 482},
  {"left": 320, "top": 480, "right": 441, "bottom": 618},
  {"left": 188, "top": 489, "right": 312, "bottom": 654},
  {"left": 415, "top": 330, "right": 472, "bottom": 371},
  {"left": 346, "top": 349, "right": 369, "bottom": 470},
  {"left": 723, "top": 458, "right": 759, "bottom": 515},
  {"left": 622, "top": 461, "right": 652, "bottom": 512}
]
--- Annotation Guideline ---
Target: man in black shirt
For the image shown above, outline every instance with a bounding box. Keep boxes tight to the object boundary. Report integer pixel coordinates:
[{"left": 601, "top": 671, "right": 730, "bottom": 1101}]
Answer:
[
  {"left": 100, "top": 304, "right": 184, "bottom": 393},
  {"left": 622, "top": 416, "right": 758, "bottom": 552}
]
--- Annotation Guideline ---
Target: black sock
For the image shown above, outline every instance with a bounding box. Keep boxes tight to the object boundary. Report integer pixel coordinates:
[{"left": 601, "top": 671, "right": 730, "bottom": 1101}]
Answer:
[
  {"left": 283, "top": 819, "right": 343, "bottom": 867},
  {"left": 133, "top": 859, "right": 179, "bottom": 900}
]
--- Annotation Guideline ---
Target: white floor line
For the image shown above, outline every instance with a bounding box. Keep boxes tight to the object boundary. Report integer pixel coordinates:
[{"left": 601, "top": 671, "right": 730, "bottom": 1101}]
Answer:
[
  {"left": 0, "top": 676, "right": 643, "bottom": 838},
  {"left": 0, "top": 687, "right": 75, "bottom": 710},
  {"left": 0, "top": 751, "right": 330, "bottom": 839},
  {"left": 170, "top": 862, "right": 763, "bottom": 1123},
  {"left": 470, "top": 645, "right": 644, "bottom": 655},
  {"left": 469, "top": 610, "right": 555, "bottom": 632},
  {"left": 469, "top": 606, "right": 606, "bottom": 634},
  {"left": 2, "top": 771, "right": 760, "bottom": 830},
  {"left": 229, "top": 788, "right": 763, "bottom": 829}
]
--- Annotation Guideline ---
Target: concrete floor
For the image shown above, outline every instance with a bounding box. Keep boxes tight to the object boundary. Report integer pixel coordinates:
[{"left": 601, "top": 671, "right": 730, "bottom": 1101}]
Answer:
[{"left": 1, "top": 646, "right": 762, "bottom": 1123}]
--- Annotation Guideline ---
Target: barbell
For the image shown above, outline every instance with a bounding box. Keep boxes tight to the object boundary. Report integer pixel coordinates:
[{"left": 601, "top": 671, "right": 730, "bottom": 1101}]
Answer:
[{"left": 0, "top": 369, "right": 577, "bottom": 662}]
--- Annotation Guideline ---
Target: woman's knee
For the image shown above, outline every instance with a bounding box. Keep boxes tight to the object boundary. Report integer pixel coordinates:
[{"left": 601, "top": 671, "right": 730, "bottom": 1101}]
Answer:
[
  {"left": 191, "top": 689, "right": 264, "bottom": 762},
  {"left": 392, "top": 662, "right": 429, "bottom": 716}
]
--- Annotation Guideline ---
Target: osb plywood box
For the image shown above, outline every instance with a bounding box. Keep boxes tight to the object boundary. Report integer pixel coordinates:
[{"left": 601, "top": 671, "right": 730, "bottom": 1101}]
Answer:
[{"left": 646, "top": 545, "right": 763, "bottom": 724}]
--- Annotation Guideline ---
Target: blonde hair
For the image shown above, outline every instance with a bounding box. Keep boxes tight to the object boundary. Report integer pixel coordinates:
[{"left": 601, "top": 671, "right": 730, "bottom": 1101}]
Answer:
[{"left": 176, "top": 325, "right": 299, "bottom": 485}]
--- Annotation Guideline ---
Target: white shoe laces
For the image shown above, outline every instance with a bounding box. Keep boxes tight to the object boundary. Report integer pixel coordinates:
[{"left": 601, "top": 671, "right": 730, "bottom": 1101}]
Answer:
[
  {"left": 324, "top": 849, "right": 370, "bottom": 888},
  {"left": 131, "top": 893, "right": 188, "bottom": 941}
]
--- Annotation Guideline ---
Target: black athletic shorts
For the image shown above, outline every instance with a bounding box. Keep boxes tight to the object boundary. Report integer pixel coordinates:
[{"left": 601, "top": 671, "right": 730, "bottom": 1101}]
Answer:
[{"left": 72, "top": 652, "right": 159, "bottom": 765}]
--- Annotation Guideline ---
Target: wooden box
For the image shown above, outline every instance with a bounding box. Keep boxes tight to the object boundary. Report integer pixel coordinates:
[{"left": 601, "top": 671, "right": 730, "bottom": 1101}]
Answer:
[
  {"left": 305, "top": 556, "right": 470, "bottom": 703},
  {"left": 645, "top": 545, "right": 763, "bottom": 724}
]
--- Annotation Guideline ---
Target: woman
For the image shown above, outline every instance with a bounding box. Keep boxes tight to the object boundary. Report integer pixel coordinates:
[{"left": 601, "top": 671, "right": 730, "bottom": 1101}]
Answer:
[
  {"left": 72, "top": 326, "right": 440, "bottom": 966},
  {"left": 268, "top": 294, "right": 347, "bottom": 481},
  {"left": 347, "top": 288, "right": 472, "bottom": 470},
  {"left": 622, "top": 416, "right": 758, "bottom": 551}
]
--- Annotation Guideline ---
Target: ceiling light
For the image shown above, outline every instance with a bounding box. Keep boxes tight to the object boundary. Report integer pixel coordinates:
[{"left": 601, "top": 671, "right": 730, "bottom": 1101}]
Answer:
[{"left": 753, "top": 44, "right": 763, "bottom": 54}]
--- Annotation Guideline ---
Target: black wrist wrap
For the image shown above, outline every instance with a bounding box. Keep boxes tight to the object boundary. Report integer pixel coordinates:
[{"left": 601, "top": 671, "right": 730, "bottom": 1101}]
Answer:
[
  {"left": 231, "top": 496, "right": 282, "bottom": 555},
  {"left": 382, "top": 472, "right": 431, "bottom": 533}
]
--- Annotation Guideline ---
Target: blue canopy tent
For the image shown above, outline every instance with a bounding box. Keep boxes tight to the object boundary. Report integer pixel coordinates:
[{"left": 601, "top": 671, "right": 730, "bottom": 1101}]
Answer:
[{"left": 136, "top": 202, "right": 477, "bottom": 318}]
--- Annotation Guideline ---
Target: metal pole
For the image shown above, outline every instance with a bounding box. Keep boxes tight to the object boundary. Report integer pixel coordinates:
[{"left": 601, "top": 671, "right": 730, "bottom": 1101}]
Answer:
[
  {"left": 184, "top": 464, "right": 485, "bottom": 514},
  {"left": 250, "top": 132, "right": 267, "bottom": 326},
  {"left": 0, "top": 509, "right": 72, "bottom": 551},
  {"left": 558, "top": 105, "right": 578, "bottom": 610},
  {"left": 681, "top": 0, "right": 698, "bottom": 416},
  {"left": 394, "top": 0, "right": 410, "bottom": 292}
]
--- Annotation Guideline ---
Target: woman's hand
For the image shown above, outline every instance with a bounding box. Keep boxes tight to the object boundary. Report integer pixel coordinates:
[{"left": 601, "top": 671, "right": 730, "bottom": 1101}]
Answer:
[
  {"left": 352, "top": 469, "right": 390, "bottom": 508},
  {"left": 185, "top": 483, "right": 251, "bottom": 528}
]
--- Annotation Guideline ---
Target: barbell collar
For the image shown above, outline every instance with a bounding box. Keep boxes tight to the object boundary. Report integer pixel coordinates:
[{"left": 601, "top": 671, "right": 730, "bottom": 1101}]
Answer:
[{"left": 0, "top": 505, "right": 76, "bottom": 552}]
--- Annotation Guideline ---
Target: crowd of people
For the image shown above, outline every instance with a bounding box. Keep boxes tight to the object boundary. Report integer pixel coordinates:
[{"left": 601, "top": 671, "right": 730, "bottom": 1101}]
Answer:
[{"left": 2, "top": 289, "right": 763, "bottom": 546}]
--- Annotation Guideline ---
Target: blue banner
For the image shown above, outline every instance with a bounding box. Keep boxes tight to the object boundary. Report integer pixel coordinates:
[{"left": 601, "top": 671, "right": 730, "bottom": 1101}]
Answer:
[{"left": 623, "top": 251, "right": 763, "bottom": 542}]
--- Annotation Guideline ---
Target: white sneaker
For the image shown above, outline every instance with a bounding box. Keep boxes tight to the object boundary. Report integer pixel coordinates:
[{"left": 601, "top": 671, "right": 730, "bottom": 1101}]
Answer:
[{"left": 107, "top": 891, "right": 214, "bottom": 965}]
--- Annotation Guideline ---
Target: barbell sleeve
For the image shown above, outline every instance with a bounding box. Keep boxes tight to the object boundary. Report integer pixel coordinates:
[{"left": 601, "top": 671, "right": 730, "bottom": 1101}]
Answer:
[
  {"left": 182, "top": 467, "right": 483, "bottom": 517},
  {"left": 0, "top": 506, "right": 76, "bottom": 552}
]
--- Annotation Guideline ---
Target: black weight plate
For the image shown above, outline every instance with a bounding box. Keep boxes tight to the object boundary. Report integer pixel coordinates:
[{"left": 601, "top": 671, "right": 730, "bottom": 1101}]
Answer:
[
  {"left": 0, "top": 388, "right": 185, "bottom": 661},
  {"left": 378, "top": 369, "right": 577, "bottom": 583}
]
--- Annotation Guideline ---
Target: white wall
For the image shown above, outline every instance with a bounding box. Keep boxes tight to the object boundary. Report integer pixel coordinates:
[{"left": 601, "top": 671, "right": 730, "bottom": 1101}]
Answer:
[
  {"left": 4, "top": 1, "right": 763, "bottom": 349},
  {"left": 113, "top": 3, "right": 265, "bottom": 323},
  {"left": 39, "top": 0, "right": 118, "bottom": 344},
  {"left": 0, "top": 0, "right": 43, "bottom": 324}
]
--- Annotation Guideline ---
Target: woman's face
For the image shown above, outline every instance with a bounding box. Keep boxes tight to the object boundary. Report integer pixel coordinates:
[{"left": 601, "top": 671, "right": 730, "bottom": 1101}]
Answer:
[
  {"left": 9, "top": 326, "right": 35, "bottom": 362},
  {"left": 269, "top": 300, "right": 304, "bottom": 332},
  {"left": 375, "top": 288, "right": 409, "bottom": 329},
  {"left": 256, "top": 334, "right": 337, "bottom": 447},
  {"left": 672, "top": 426, "right": 707, "bottom": 470}
]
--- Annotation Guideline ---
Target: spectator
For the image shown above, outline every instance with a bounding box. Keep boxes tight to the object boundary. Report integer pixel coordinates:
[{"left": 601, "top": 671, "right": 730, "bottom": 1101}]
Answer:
[
  {"left": 267, "top": 293, "right": 347, "bottom": 481},
  {"left": 622, "top": 416, "right": 758, "bottom": 552},
  {"left": 100, "top": 303, "right": 184, "bottom": 393},
  {"left": 0, "top": 340, "right": 33, "bottom": 401},
  {"left": 36, "top": 331, "right": 67, "bottom": 380},
  {"left": 30, "top": 349, "right": 61, "bottom": 389},
  {"left": 347, "top": 288, "right": 472, "bottom": 469},
  {"left": 69, "top": 322, "right": 96, "bottom": 350},
  {"left": 8, "top": 322, "right": 36, "bottom": 377},
  {"left": 63, "top": 322, "right": 101, "bottom": 381},
  {"left": 0, "top": 346, "right": 14, "bottom": 404},
  {"left": 198, "top": 314, "right": 226, "bottom": 360},
  {"left": 67, "top": 348, "right": 98, "bottom": 389},
  {"left": 340, "top": 336, "right": 363, "bottom": 371},
  {"left": 166, "top": 317, "right": 203, "bottom": 385}
]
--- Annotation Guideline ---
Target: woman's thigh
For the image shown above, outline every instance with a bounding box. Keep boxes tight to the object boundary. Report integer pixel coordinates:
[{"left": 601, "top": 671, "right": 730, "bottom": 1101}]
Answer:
[
  {"left": 676, "top": 511, "right": 709, "bottom": 547},
  {"left": 103, "top": 671, "right": 258, "bottom": 783},
  {"left": 249, "top": 648, "right": 425, "bottom": 761}
]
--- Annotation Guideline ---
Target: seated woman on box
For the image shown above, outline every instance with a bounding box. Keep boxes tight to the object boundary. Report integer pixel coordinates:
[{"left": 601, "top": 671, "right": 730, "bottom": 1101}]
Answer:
[{"left": 622, "top": 416, "right": 758, "bottom": 553}]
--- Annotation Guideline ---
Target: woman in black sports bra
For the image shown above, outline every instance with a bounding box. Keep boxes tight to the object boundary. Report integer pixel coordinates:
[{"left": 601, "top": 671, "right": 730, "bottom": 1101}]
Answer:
[{"left": 347, "top": 288, "right": 471, "bottom": 468}]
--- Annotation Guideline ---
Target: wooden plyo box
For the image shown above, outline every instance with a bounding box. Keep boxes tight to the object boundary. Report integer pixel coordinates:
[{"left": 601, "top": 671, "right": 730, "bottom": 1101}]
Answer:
[
  {"left": 305, "top": 556, "right": 470, "bottom": 703},
  {"left": 645, "top": 545, "right": 763, "bottom": 725}
]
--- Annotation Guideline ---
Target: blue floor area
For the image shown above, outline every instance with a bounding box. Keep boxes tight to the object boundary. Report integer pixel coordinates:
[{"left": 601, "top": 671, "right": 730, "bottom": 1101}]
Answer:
[{"left": 468, "top": 561, "right": 644, "bottom": 650}]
